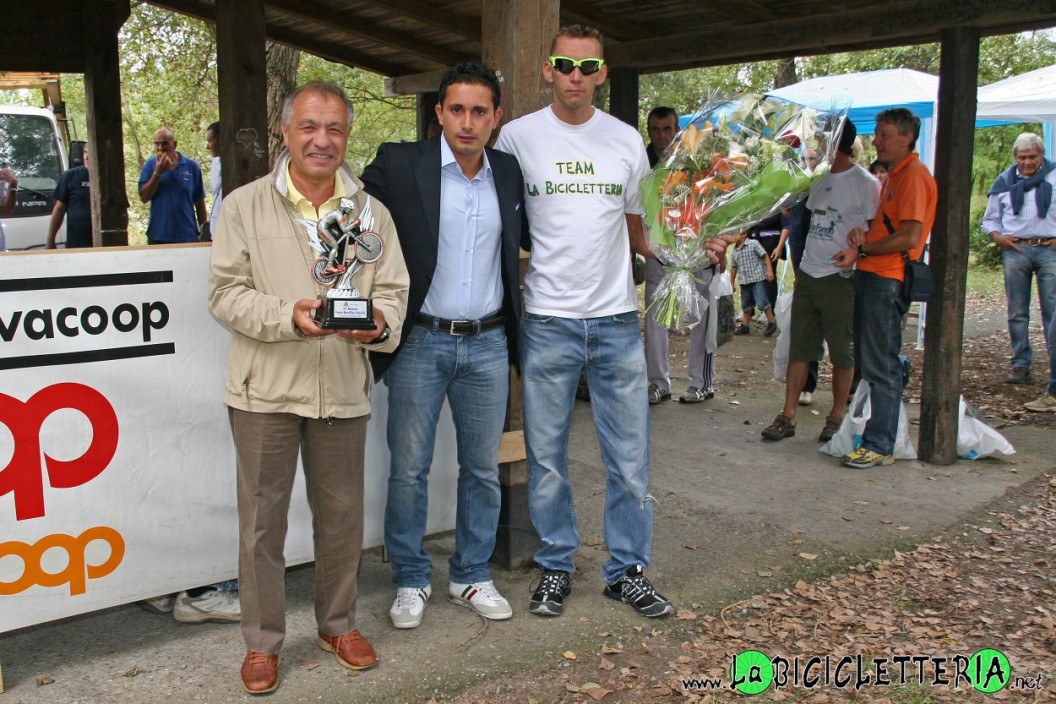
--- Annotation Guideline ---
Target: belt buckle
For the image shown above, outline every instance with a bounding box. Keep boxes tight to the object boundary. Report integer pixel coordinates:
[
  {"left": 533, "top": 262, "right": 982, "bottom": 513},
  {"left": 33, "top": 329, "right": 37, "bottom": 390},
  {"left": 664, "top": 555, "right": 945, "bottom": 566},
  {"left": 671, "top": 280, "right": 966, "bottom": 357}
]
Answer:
[{"left": 449, "top": 320, "right": 470, "bottom": 336}]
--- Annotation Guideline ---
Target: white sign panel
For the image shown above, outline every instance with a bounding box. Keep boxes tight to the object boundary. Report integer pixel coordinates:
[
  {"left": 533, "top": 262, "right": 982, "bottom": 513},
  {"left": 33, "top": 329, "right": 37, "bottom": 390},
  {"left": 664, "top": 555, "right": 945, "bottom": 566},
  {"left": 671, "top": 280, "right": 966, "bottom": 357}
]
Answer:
[{"left": 0, "top": 246, "right": 458, "bottom": 633}]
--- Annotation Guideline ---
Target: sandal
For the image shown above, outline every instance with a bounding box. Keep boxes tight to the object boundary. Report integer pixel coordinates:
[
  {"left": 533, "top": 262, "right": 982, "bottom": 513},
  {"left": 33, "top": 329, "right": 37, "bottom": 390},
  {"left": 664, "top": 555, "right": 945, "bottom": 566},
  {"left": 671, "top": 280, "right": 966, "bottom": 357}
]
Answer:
[
  {"left": 819, "top": 415, "right": 842, "bottom": 442},
  {"left": 761, "top": 414, "right": 795, "bottom": 441}
]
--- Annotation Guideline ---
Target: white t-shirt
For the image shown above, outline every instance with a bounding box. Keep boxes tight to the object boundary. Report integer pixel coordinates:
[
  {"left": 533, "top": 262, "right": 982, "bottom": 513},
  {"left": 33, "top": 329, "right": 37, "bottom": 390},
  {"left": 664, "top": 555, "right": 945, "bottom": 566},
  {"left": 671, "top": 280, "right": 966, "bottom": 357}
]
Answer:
[
  {"left": 0, "top": 180, "right": 7, "bottom": 251},
  {"left": 495, "top": 106, "right": 649, "bottom": 317},
  {"left": 209, "top": 156, "right": 223, "bottom": 234},
  {"left": 800, "top": 164, "right": 880, "bottom": 279}
]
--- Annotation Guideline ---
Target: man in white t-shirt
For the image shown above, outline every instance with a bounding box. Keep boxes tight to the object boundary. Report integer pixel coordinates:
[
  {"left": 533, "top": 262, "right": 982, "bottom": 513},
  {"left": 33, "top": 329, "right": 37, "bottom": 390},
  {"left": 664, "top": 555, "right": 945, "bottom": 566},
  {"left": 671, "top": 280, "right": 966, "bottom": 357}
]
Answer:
[
  {"left": 496, "top": 24, "right": 675, "bottom": 620},
  {"left": 0, "top": 166, "right": 18, "bottom": 250},
  {"left": 205, "top": 121, "right": 222, "bottom": 241},
  {"left": 761, "top": 121, "right": 880, "bottom": 444}
]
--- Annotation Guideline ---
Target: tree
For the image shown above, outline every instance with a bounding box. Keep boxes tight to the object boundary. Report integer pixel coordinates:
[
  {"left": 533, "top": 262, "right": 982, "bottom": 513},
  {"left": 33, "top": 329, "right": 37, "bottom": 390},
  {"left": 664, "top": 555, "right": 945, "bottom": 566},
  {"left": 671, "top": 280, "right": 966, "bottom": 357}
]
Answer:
[{"left": 266, "top": 42, "right": 299, "bottom": 165}]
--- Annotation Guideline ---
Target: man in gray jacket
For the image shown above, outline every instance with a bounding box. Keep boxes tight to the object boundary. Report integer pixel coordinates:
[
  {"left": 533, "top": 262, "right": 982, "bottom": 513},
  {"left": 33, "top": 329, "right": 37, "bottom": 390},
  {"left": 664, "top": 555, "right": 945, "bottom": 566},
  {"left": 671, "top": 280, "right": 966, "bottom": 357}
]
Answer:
[{"left": 208, "top": 81, "right": 409, "bottom": 696}]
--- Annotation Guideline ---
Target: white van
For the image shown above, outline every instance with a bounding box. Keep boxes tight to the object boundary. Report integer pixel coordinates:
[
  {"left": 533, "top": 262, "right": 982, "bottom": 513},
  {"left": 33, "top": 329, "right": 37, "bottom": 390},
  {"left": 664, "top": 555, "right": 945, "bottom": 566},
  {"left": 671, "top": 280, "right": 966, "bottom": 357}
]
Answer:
[{"left": 0, "top": 105, "right": 69, "bottom": 250}]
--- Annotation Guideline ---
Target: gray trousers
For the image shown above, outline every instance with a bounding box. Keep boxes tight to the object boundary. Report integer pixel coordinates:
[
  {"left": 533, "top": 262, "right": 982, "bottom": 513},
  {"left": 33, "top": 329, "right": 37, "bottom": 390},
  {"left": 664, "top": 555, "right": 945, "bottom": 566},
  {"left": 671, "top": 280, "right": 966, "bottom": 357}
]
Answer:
[
  {"left": 644, "top": 257, "right": 716, "bottom": 390},
  {"left": 229, "top": 408, "right": 366, "bottom": 654}
]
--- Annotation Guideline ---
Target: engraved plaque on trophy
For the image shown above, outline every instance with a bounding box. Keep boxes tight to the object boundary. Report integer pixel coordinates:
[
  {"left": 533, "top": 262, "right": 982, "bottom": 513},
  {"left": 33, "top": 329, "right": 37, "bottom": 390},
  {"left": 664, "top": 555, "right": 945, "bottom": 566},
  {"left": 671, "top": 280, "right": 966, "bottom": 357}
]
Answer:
[{"left": 303, "top": 198, "right": 385, "bottom": 330}]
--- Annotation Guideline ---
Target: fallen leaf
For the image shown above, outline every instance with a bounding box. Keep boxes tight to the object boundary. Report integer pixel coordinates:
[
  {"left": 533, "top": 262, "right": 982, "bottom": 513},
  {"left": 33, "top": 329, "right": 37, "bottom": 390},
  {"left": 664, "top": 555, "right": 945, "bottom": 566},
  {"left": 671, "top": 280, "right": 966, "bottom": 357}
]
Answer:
[
  {"left": 563, "top": 651, "right": 577, "bottom": 660},
  {"left": 37, "top": 676, "right": 55, "bottom": 686},
  {"left": 683, "top": 544, "right": 701, "bottom": 550},
  {"left": 601, "top": 645, "right": 623, "bottom": 654},
  {"left": 897, "top": 526, "right": 911, "bottom": 531},
  {"left": 599, "top": 656, "right": 616, "bottom": 670},
  {"left": 676, "top": 608, "right": 698, "bottom": 620},
  {"left": 584, "top": 538, "right": 602, "bottom": 546},
  {"left": 798, "top": 552, "right": 818, "bottom": 560},
  {"left": 586, "top": 687, "right": 612, "bottom": 701},
  {"left": 124, "top": 666, "right": 139, "bottom": 678}
]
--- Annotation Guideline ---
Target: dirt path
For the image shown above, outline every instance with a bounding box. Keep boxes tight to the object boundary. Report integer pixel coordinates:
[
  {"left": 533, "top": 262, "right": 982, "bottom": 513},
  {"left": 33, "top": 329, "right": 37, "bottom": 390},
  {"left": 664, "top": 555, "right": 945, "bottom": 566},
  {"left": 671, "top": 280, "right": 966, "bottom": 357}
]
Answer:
[{"left": 446, "top": 291, "right": 1056, "bottom": 704}]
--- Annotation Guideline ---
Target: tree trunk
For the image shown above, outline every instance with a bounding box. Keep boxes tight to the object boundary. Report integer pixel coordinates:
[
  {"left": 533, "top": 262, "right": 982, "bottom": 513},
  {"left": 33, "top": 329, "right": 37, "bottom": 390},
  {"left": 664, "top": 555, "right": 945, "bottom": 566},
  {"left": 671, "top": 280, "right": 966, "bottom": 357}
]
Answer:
[
  {"left": 266, "top": 41, "right": 299, "bottom": 166},
  {"left": 773, "top": 57, "right": 797, "bottom": 89}
]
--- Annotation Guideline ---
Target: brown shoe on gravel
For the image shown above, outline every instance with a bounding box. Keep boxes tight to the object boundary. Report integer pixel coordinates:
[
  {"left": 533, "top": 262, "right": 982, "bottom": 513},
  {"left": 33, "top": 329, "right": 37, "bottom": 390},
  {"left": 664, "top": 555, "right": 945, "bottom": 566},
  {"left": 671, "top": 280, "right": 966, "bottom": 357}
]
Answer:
[
  {"left": 761, "top": 414, "right": 795, "bottom": 440},
  {"left": 241, "top": 651, "right": 280, "bottom": 695},
  {"left": 819, "top": 415, "right": 842, "bottom": 442},
  {"left": 317, "top": 630, "right": 377, "bottom": 670}
]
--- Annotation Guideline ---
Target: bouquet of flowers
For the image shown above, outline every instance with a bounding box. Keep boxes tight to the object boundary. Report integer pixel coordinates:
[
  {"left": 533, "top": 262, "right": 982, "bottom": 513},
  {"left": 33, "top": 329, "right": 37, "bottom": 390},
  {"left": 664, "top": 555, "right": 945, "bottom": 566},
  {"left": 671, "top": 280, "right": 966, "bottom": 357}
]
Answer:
[{"left": 640, "top": 93, "right": 846, "bottom": 329}]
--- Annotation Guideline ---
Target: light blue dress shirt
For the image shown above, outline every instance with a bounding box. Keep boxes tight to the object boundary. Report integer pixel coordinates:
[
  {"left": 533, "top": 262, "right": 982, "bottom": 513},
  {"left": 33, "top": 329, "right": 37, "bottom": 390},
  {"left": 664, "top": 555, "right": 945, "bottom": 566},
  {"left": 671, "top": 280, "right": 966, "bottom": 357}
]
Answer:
[{"left": 420, "top": 138, "right": 504, "bottom": 320}]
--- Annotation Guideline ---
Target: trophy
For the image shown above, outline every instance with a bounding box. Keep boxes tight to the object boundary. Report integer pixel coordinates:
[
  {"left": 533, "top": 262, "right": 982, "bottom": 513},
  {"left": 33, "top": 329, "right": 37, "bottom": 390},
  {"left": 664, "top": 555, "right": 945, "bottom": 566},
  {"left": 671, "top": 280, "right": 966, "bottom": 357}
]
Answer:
[{"left": 302, "top": 197, "right": 385, "bottom": 329}]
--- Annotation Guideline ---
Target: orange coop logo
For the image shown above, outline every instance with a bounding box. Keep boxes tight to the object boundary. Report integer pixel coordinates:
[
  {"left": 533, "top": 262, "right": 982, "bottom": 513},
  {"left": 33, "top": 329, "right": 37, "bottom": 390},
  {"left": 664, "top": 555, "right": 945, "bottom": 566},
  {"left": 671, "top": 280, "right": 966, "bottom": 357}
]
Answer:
[{"left": 0, "top": 526, "right": 125, "bottom": 596}]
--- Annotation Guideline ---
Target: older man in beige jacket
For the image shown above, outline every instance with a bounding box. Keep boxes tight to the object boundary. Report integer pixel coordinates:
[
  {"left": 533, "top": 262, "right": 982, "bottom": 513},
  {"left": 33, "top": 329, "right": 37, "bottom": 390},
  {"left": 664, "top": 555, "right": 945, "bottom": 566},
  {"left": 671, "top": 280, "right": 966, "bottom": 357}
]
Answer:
[{"left": 208, "top": 81, "right": 408, "bottom": 696}]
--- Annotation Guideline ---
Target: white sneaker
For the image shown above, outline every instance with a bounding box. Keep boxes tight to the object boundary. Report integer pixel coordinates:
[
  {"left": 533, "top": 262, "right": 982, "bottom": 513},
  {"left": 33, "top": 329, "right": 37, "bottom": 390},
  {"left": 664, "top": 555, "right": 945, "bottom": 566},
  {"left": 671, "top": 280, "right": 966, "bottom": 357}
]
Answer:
[
  {"left": 173, "top": 589, "right": 241, "bottom": 624},
  {"left": 449, "top": 580, "right": 513, "bottom": 620},
  {"left": 138, "top": 594, "right": 176, "bottom": 614},
  {"left": 798, "top": 391, "right": 813, "bottom": 406},
  {"left": 389, "top": 585, "right": 432, "bottom": 629}
]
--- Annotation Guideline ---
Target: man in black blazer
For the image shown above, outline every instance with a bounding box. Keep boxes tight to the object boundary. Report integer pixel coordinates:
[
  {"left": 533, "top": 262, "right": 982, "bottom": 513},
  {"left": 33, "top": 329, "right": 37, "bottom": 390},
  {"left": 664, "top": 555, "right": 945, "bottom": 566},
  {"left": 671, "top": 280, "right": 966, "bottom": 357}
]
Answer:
[{"left": 361, "top": 60, "right": 524, "bottom": 630}]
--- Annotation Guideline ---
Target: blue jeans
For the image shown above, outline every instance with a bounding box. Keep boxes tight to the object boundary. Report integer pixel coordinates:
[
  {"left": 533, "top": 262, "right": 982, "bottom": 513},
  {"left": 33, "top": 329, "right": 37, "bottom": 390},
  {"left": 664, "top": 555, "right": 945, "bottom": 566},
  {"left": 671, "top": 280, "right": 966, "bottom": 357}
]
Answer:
[
  {"left": 383, "top": 323, "right": 509, "bottom": 587},
  {"left": 740, "top": 280, "right": 771, "bottom": 313},
  {"left": 521, "top": 312, "right": 653, "bottom": 584},
  {"left": 1003, "top": 245, "right": 1056, "bottom": 395},
  {"left": 853, "top": 271, "right": 908, "bottom": 456}
]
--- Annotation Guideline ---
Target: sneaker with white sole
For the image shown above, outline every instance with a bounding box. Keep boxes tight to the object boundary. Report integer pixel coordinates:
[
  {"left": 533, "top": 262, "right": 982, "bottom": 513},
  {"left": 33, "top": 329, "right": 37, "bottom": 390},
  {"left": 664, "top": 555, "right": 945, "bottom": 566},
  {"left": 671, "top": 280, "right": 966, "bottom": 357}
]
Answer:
[
  {"left": 648, "top": 383, "right": 671, "bottom": 405},
  {"left": 389, "top": 585, "right": 431, "bottom": 629},
  {"left": 529, "top": 569, "right": 572, "bottom": 616},
  {"left": 1024, "top": 394, "right": 1056, "bottom": 412},
  {"left": 602, "top": 565, "right": 673, "bottom": 618},
  {"left": 449, "top": 580, "right": 512, "bottom": 620},
  {"left": 173, "top": 589, "right": 241, "bottom": 624},
  {"left": 679, "top": 386, "right": 707, "bottom": 403},
  {"left": 798, "top": 391, "right": 813, "bottom": 406},
  {"left": 138, "top": 594, "right": 176, "bottom": 614}
]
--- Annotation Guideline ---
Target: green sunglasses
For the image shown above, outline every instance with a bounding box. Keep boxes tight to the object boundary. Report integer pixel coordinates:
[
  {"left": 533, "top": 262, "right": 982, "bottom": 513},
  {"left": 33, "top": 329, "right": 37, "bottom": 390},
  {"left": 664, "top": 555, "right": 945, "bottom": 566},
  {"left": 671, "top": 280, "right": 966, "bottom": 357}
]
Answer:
[{"left": 548, "top": 56, "right": 605, "bottom": 75}]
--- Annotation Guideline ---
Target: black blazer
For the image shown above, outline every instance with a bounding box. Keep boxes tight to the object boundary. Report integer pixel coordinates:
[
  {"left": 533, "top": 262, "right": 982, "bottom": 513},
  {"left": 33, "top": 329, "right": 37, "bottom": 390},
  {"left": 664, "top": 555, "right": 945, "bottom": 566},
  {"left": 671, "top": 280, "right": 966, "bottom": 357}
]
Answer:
[{"left": 361, "top": 135, "right": 525, "bottom": 380}]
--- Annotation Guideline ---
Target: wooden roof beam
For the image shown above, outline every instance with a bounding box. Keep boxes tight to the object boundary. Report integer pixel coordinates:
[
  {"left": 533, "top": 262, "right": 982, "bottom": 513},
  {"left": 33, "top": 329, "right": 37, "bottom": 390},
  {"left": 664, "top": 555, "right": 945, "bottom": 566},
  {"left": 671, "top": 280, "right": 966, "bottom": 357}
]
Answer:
[
  {"left": 608, "top": 0, "right": 1056, "bottom": 70},
  {"left": 350, "top": 0, "right": 479, "bottom": 39},
  {"left": 266, "top": 27, "right": 409, "bottom": 75},
  {"left": 268, "top": 0, "right": 473, "bottom": 66}
]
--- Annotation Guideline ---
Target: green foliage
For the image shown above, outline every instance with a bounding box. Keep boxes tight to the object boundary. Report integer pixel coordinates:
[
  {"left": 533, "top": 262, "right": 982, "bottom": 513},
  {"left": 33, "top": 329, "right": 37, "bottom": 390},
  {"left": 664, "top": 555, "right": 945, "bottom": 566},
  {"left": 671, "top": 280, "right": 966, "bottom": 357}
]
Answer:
[{"left": 53, "top": 5, "right": 414, "bottom": 241}]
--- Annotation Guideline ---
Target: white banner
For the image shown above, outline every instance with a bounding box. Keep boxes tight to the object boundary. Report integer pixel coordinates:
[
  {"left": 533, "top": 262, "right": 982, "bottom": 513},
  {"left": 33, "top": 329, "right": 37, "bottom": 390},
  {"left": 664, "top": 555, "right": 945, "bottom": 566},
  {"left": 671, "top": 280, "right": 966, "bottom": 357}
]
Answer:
[{"left": 0, "top": 246, "right": 458, "bottom": 633}]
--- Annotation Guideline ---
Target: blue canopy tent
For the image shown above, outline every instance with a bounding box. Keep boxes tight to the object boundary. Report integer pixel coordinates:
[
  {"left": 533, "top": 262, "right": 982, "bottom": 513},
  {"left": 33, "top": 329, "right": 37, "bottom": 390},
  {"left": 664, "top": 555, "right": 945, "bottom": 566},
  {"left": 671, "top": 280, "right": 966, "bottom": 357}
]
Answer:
[{"left": 765, "top": 68, "right": 1014, "bottom": 169}]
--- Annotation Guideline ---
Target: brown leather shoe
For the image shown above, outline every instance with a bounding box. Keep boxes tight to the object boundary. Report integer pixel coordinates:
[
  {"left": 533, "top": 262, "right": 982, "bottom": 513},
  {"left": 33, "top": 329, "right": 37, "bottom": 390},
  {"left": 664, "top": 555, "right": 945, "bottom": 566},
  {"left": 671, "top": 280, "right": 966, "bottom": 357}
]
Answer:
[
  {"left": 317, "top": 629, "right": 377, "bottom": 670},
  {"left": 241, "top": 651, "right": 280, "bottom": 695}
]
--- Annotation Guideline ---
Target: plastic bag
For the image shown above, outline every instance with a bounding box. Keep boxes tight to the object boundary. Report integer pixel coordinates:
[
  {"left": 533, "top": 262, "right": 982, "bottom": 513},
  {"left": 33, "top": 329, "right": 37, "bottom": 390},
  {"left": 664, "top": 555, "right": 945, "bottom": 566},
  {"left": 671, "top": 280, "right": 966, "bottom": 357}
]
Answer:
[
  {"left": 772, "top": 291, "right": 794, "bottom": 380},
  {"left": 820, "top": 381, "right": 917, "bottom": 460},
  {"left": 957, "top": 397, "right": 1015, "bottom": 459}
]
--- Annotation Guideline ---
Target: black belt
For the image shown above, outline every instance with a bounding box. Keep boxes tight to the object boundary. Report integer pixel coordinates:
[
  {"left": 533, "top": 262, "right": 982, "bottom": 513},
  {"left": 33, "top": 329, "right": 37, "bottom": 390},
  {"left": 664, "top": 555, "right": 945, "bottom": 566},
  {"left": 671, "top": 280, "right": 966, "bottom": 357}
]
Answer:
[
  {"left": 416, "top": 312, "right": 504, "bottom": 336},
  {"left": 1017, "top": 237, "right": 1054, "bottom": 246}
]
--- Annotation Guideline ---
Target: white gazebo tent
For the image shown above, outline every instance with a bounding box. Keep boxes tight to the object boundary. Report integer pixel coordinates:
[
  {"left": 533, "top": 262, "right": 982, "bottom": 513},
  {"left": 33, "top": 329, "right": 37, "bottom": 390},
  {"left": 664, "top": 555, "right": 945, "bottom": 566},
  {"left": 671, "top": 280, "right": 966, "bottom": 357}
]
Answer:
[{"left": 976, "top": 64, "right": 1056, "bottom": 155}]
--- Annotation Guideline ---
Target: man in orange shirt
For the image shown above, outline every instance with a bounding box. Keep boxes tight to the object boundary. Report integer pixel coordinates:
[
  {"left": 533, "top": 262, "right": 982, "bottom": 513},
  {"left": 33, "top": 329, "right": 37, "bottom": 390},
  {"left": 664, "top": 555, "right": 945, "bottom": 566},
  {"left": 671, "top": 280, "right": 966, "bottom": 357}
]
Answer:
[{"left": 833, "top": 108, "right": 937, "bottom": 468}]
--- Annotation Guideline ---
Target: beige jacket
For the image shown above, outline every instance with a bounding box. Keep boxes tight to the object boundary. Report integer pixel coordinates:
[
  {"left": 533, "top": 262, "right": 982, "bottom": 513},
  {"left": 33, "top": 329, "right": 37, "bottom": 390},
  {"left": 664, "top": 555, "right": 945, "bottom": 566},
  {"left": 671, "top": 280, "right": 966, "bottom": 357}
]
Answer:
[{"left": 208, "top": 151, "right": 409, "bottom": 419}]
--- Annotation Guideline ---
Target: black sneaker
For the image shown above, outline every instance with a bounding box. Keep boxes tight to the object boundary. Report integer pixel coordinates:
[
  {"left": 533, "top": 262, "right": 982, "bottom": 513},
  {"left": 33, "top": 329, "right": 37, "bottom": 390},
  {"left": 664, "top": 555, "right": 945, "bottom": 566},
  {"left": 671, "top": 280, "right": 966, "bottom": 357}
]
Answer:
[
  {"left": 529, "top": 569, "right": 571, "bottom": 616},
  {"left": 603, "top": 566, "right": 673, "bottom": 618}
]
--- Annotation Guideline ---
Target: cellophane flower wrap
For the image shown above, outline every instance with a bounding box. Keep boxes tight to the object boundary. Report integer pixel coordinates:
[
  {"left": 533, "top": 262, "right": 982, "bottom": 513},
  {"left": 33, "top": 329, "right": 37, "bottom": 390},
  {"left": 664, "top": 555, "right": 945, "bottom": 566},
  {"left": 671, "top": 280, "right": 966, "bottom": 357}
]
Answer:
[{"left": 641, "top": 93, "right": 846, "bottom": 329}]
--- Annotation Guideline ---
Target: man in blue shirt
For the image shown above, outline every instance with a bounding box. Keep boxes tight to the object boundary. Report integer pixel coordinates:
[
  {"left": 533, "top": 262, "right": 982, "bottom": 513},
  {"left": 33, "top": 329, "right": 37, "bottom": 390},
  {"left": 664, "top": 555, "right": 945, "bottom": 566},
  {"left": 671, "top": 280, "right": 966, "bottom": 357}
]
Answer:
[
  {"left": 361, "top": 60, "right": 525, "bottom": 630},
  {"left": 138, "top": 128, "right": 207, "bottom": 243},
  {"left": 47, "top": 143, "right": 92, "bottom": 248}
]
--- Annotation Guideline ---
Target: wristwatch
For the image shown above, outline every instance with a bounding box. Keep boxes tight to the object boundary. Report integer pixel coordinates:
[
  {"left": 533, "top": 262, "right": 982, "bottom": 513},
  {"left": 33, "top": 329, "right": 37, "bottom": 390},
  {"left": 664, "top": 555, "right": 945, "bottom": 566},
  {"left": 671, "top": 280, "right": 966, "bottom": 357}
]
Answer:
[
  {"left": 857, "top": 244, "right": 869, "bottom": 259},
  {"left": 371, "top": 327, "right": 390, "bottom": 344}
]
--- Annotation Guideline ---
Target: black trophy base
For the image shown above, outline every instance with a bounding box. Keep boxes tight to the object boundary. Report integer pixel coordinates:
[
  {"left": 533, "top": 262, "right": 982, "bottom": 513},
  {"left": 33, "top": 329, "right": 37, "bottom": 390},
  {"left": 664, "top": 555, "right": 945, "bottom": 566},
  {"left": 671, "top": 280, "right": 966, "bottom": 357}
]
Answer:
[{"left": 315, "top": 296, "right": 377, "bottom": 330}]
